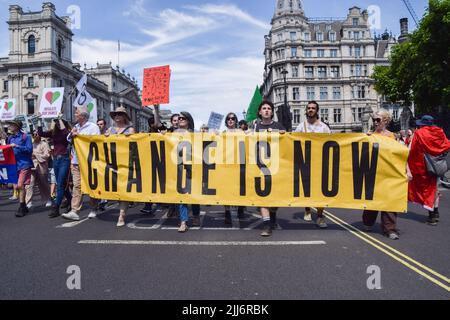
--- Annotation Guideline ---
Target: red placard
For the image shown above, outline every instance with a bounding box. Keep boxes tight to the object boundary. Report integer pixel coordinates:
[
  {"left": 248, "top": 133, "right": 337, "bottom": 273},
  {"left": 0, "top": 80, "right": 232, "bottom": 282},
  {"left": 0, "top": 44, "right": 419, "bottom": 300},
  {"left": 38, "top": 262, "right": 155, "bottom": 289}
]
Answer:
[{"left": 142, "top": 65, "right": 171, "bottom": 106}]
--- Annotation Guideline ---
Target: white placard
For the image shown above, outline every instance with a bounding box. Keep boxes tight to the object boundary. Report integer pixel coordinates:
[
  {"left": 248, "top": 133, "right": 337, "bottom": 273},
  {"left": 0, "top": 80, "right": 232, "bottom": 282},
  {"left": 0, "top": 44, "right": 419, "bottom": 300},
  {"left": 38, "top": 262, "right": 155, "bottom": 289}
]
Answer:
[
  {"left": 0, "top": 98, "right": 17, "bottom": 121},
  {"left": 87, "top": 98, "right": 97, "bottom": 123},
  {"left": 39, "top": 87, "right": 65, "bottom": 119}
]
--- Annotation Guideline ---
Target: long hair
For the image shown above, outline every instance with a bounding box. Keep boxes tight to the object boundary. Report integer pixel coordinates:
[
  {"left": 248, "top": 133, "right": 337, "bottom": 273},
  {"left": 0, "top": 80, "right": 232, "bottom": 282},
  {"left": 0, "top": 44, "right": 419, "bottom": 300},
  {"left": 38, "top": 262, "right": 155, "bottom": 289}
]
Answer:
[
  {"left": 224, "top": 112, "right": 238, "bottom": 129},
  {"left": 52, "top": 119, "right": 72, "bottom": 136}
]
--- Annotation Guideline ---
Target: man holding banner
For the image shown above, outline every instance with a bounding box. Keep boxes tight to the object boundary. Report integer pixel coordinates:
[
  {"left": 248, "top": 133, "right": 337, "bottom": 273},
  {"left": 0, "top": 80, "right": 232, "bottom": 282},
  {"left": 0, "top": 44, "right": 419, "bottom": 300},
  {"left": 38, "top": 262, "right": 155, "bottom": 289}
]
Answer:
[
  {"left": 5, "top": 120, "right": 33, "bottom": 217},
  {"left": 62, "top": 106, "right": 100, "bottom": 221}
]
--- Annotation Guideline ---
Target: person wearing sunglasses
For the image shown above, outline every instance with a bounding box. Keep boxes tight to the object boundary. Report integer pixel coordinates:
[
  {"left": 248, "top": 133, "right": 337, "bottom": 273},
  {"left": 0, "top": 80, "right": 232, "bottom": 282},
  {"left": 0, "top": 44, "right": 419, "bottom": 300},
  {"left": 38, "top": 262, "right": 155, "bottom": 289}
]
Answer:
[
  {"left": 222, "top": 112, "right": 246, "bottom": 225},
  {"left": 363, "top": 109, "right": 401, "bottom": 240},
  {"left": 174, "top": 111, "right": 201, "bottom": 233}
]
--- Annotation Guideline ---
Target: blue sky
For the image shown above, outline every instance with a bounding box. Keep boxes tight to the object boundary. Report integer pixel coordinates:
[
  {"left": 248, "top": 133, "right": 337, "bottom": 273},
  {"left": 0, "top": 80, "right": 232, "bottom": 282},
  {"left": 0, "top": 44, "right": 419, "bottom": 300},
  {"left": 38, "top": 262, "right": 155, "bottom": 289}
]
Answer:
[{"left": 0, "top": 0, "right": 428, "bottom": 128}]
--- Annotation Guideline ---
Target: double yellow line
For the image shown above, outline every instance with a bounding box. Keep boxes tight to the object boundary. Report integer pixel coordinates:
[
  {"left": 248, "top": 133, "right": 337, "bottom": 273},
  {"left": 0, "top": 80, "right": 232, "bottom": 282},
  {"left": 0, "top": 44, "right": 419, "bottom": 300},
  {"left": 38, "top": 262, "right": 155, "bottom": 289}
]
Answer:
[{"left": 319, "top": 209, "right": 450, "bottom": 292}]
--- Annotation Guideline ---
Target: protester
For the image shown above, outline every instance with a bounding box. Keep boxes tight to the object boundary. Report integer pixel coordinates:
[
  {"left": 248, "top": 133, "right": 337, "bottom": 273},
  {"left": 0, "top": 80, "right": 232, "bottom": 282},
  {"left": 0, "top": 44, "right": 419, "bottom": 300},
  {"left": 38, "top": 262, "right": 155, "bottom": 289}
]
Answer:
[
  {"left": 62, "top": 106, "right": 100, "bottom": 221},
  {"left": 295, "top": 101, "right": 331, "bottom": 229},
  {"left": 105, "top": 106, "right": 136, "bottom": 227},
  {"left": 25, "top": 131, "right": 52, "bottom": 209},
  {"left": 223, "top": 112, "right": 245, "bottom": 225},
  {"left": 254, "top": 101, "right": 285, "bottom": 237},
  {"left": 97, "top": 119, "right": 108, "bottom": 135},
  {"left": 6, "top": 120, "right": 33, "bottom": 217},
  {"left": 238, "top": 120, "right": 249, "bottom": 131},
  {"left": 168, "top": 114, "right": 179, "bottom": 132},
  {"left": 405, "top": 129, "right": 414, "bottom": 147},
  {"left": 408, "top": 115, "right": 450, "bottom": 226},
  {"left": 38, "top": 115, "right": 73, "bottom": 218},
  {"left": 362, "top": 109, "right": 401, "bottom": 239},
  {"left": 200, "top": 124, "right": 209, "bottom": 133},
  {"left": 175, "top": 111, "right": 201, "bottom": 233},
  {"left": 48, "top": 145, "right": 57, "bottom": 201}
]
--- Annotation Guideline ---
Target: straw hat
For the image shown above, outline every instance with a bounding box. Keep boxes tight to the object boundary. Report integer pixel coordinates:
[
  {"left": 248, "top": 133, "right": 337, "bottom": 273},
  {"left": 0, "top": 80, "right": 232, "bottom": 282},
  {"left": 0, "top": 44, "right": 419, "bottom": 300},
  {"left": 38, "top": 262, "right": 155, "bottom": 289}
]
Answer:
[{"left": 110, "top": 106, "right": 131, "bottom": 121}]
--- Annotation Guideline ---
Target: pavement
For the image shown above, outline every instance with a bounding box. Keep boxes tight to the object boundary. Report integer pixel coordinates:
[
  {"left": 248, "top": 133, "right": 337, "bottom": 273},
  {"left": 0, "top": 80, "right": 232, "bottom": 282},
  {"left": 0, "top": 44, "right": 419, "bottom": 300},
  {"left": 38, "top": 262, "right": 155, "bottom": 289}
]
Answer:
[{"left": 0, "top": 186, "right": 449, "bottom": 300}]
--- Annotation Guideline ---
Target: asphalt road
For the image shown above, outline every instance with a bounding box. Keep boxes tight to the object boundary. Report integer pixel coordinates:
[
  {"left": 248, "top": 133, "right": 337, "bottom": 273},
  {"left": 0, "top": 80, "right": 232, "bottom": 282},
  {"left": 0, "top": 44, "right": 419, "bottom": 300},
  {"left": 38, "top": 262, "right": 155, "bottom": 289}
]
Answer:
[{"left": 0, "top": 186, "right": 449, "bottom": 300}]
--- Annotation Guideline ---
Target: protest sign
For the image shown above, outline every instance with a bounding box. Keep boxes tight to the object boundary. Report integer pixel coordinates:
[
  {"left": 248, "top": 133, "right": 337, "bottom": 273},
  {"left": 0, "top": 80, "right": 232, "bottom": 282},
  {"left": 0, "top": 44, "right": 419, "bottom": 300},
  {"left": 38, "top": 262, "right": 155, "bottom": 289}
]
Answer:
[
  {"left": 142, "top": 65, "right": 170, "bottom": 106},
  {"left": 75, "top": 133, "right": 409, "bottom": 212}
]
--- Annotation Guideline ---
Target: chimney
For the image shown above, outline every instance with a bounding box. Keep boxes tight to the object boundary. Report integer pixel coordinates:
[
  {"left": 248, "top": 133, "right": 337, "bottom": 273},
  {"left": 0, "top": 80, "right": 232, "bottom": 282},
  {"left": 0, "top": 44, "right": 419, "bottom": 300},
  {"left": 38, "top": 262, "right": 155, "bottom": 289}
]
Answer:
[{"left": 400, "top": 18, "right": 409, "bottom": 36}]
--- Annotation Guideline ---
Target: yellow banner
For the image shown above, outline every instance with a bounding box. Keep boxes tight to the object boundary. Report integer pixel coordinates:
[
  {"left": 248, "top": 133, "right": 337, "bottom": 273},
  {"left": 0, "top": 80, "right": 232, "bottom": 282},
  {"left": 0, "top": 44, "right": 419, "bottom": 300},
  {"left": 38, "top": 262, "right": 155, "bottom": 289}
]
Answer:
[{"left": 75, "top": 133, "right": 409, "bottom": 212}]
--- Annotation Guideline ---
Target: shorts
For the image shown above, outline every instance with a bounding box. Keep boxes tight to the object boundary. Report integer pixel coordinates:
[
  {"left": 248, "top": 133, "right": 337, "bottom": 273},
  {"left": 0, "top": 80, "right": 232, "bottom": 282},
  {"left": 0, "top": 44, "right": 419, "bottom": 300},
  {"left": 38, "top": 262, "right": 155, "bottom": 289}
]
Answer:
[
  {"left": 17, "top": 168, "right": 32, "bottom": 189},
  {"left": 48, "top": 168, "right": 56, "bottom": 184}
]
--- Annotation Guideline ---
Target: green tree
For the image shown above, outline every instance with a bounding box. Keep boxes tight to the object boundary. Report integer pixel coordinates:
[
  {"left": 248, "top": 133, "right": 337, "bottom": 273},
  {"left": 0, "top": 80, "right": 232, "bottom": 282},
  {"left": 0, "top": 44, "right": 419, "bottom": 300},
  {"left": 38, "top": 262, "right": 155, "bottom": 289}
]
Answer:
[{"left": 372, "top": 0, "right": 450, "bottom": 127}]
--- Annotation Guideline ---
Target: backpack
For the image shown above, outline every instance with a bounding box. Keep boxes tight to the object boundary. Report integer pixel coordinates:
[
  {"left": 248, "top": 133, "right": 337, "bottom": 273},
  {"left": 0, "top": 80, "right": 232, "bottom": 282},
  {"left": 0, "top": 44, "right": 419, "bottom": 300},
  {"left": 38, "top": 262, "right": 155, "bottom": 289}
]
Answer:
[{"left": 424, "top": 152, "right": 450, "bottom": 177}]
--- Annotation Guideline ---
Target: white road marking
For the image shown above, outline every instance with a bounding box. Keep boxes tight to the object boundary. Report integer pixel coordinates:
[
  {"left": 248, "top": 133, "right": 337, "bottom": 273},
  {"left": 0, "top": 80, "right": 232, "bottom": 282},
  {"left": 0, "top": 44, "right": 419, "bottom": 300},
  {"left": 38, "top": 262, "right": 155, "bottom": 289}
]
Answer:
[{"left": 78, "top": 240, "right": 326, "bottom": 246}]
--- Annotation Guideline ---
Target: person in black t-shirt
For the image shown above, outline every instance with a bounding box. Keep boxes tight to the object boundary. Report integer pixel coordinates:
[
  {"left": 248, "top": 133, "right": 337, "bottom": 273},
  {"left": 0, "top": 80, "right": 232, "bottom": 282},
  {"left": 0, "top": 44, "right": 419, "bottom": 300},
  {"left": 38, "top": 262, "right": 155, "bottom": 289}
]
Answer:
[{"left": 254, "top": 101, "right": 285, "bottom": 237}]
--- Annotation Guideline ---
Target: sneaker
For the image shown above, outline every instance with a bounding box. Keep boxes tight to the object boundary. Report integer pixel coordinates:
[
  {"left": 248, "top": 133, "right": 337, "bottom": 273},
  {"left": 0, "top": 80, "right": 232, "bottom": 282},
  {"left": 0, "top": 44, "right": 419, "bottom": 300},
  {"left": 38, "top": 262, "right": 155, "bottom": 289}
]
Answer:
[
  {"left": 140, "top": 204, "right": 153, "bottom": 214},
  {"left": 88, "top": 211, "right": 97, "bottom": 219},
  {"left": 316, "top": 217, "right": 328, "bottom": 229},
  {"left": 26, "top": 202, "right": 33, "bottom": 209},
  {"left": 304, "top": 211, "right": 312, "bottom": 222},
  {"left": 192, "top": 216, "right": 201, "bottom": 227},
  {"left": 388, "top": 233, "right": 399, "bottom": 240},
  {"left": 9, "top": 195, "right": 18, "bottom": 200},
  {"left": 62, "top": 211, "right": 80, "bottom": 221},
  {"left": 427, "top": 213, "right": 438, "bottom": 226},
  {"left": 45, "top": 201, "right": 53, "bottom": 208},
  {"left": 98, "top": 202, "right": 106, "bottom": 212},
  {"left": 15, "top": 205, "right": 28, "bottom": 218},
  {"left": 260, "top": 223, "right": 272, "bottom": 237},
  {"left": 178, "top": 222, "right": 188, "bottom": 233}
]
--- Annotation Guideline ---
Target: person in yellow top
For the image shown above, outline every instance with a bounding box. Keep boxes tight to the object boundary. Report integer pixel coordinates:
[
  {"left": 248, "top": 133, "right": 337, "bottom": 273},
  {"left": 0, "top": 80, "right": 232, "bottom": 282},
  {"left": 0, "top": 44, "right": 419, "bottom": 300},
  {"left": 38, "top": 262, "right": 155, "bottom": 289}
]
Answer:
[{"left": 363, "top": 109, "right": 401, "bottom": 240}]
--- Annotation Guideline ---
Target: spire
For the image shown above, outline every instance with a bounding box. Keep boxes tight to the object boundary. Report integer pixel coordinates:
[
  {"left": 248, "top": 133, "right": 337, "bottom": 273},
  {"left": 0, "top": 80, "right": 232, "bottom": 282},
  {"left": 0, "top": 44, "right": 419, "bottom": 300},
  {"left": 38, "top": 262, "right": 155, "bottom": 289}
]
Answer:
[{"left": 274, "top": 0, "right": 304, "bottom": 17}]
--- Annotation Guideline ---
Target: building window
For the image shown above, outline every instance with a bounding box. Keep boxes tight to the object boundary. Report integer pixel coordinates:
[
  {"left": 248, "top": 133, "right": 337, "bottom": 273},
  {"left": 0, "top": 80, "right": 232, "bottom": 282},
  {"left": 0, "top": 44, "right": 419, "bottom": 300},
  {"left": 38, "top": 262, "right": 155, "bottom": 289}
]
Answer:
[
  {"left": 59, "top": 79, "right": 64, "bottom": 87},
  {"left": 57, "top": 39, "right": 63, "bottom": 58},
  {"left": 314, "top": 25, "right": 320, "bottom": 31},
  {"left": 353, "top": 18, "right": 359, "bottom": 26},
  {"left": 294, "top": 109, "right": 301, "bottom": 124},
  {"left": 329, "top": 32, "right": 336, "bottom": 42},
  {"left": 320, "top": 87, "right": 328, "bottom": 100},
  {"left": 304, "top": 49, "right": 312, "bottom": 58},
  {"left": 305, "top": 66, "right": 314, "bottom": 79},
  {"left": 354, "top": 31, "right": 360, "bottom": 41},
  {"left": 330, "top": 49, "right": 338, "bottom": 57},
  {"left": 320, "top": 108, "right": 329, "bottom": 122},
  {"left": 318, "top": 66, "right": 327, "bottom": 78},
  {"left": 28, "top": 35, "right": 36, "bottom": 54},
  {"left": 277, "top": 33, "right": 283, "bottom": 42},
  {"left": 355, "top": 46, "right": 361, "bottom": 57},
  {"left": 291, "top": 47, "right": 297, "bottom": 57},
  {"left": 355, "top": 65, "right": 362, "bottom": 77},
  {"left": 316, "top": 32, "right": 323, "bottom": 42},
  {"left": 334, "top": 108, "right": 342, "bottom": 123},
  {"left": 348, "top": 31, "right": 352, "bottom": 39},
  {"left": 3, "top": 80, "right": 8, "bottom": 92},
  {"left": 349, "top": 46, "right": 353, "bottom": 56},
  {"left": 292, "top": 65, "right": 299, "bottom": 78},
  {"left": 364, "top": 65, "right": 368, "bottom": 76},
  {"left": 352, "top": 107, "right": 364, "bottom": 122},
  {"left": 357, "top": 86, "right": 366, "bottom": 99},
  {"left": 333, "top": 87, "right": 341, "bottom": 100},
  {"left": 27, "top": 99, "right": 35, "bottom": 115},
  {"left": 331, "top": 66, "right": 340, "bottom": 78},
  {"left": 275, "top": 88, "right": 283, "bottom": 102},
  {"left": 393, "top": 108, "right": 399, "bottom": 121},
  {"left": 290, "top": 32, "right": 297, "bottom": 41},
  {"left": 28, "top": 77, "right": 34, "bottom": 88},
  {"left": 293, "top": 87, "right": 300, "bottom": 101},
  {"left": 326, "top": 25, "right": 332, "bottom": 31},
  {"left": 304, "top": 32, "right": 310, "bottom": 42},
  {"left": 317, "top": 49, "right": 325, "bottom": 58},
  {"left": 307, "top": 87, "right": 315, "bottom": 100},
  {"left": 362, "top": 31, "right": 366, "bottom": 39}
]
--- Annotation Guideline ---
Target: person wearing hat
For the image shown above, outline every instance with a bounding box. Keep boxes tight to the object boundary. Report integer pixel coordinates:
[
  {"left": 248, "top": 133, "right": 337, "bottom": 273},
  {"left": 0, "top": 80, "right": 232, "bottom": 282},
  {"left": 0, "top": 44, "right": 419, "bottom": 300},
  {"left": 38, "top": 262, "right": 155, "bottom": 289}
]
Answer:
[
  {"left": 105, "top": 106, "right": 136, "bottom": 227},
  {"left": 62, "top": 105, "right": 100, "bottom": 221},
  {"left": 5, "top": 119, "right": 33, "bottom": 217},
  {"left": 408, "top": 115, "right": 450, "bottom": 225}
]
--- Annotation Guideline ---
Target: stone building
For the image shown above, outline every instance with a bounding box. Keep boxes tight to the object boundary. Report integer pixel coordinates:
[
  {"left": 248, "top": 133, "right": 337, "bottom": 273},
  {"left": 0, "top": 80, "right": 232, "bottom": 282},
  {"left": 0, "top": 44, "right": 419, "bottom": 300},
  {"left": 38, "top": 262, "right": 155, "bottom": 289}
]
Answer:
[
  {"left": 261, "top": 0, "right": 397, "bottom": 132},
  {"left": 0, "top": 2, "right": 152, "bottom": 131}
]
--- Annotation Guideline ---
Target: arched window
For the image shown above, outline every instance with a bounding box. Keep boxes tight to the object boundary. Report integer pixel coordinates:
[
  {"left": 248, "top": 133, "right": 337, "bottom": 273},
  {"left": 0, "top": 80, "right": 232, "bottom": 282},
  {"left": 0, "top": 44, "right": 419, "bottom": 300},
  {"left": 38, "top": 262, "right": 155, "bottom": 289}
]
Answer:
[
  {"left": 28, "top": 35, "right": 35, "bottom": 54},
  {"left": 278, "top": 0, "right": 284, "bottom": 9},
  {"left": 57, "top": 39, "right": 62, "bottom": 58}
]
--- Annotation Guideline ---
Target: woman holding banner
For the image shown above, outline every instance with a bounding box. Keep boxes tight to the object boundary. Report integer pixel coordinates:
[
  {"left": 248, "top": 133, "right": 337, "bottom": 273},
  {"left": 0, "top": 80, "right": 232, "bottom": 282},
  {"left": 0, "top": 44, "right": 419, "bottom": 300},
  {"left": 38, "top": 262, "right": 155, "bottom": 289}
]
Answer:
[
  {"left": 223, "top": 112, "right": 246, "bottom": 225},
  {"left": 37, "top": 115, "right": 73, "bottom": 218},
  {"left": 254, "top": 101, "right": 286, "bottom": 237},
  {"left": 105, "top": 106, "right": 136, "bottom": 227},
  {"left": 363, "top": 109, "right": 400, "bottom": 240}
]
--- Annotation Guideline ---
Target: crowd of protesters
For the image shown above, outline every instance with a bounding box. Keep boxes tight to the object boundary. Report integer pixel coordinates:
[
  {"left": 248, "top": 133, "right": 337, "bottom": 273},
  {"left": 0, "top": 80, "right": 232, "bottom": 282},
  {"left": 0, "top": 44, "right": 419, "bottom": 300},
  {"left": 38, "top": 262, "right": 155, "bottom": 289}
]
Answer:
[{"left": 1, "top": 100, "right": 449, "bottom": 239}]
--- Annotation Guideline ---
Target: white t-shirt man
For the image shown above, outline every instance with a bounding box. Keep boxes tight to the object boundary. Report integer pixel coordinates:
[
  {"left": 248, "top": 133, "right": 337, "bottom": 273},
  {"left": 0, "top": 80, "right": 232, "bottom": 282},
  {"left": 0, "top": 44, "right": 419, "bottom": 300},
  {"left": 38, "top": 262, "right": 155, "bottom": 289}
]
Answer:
[{"left": 295, "top": 120, "right": 331, "bottom": 134}]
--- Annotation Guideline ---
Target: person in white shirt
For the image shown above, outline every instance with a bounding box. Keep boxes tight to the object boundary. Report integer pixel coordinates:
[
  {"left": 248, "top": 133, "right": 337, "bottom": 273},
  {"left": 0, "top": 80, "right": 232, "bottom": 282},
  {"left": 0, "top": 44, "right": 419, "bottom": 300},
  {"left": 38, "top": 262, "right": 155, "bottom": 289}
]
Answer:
[
  {"left": 295, "top": 101, "right": 331, "bottom": 229},
  {"left": 62, "top": 106, "right": 101, "bottom": 221}
]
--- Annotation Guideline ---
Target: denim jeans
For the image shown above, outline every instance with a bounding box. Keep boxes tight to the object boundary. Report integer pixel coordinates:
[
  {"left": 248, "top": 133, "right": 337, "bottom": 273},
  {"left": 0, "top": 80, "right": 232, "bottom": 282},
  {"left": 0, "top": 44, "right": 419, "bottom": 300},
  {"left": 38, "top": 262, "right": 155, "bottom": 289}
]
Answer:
[
  {"left": 178, "top": 204, "right": 200, "bottom": 222},
  {"left": 53, "top": 156, "right": 72, "bottom": 207}
]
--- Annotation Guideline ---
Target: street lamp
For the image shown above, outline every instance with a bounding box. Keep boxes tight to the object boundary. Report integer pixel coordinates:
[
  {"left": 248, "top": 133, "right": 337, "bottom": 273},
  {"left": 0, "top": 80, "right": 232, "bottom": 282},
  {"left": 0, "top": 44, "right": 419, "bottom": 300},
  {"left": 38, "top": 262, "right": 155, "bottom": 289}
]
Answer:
[
  {"left": 281, "top": 69, "right": 288, "bottom": 108},
  {"left": 242, "top": 110, "right": 247, "bottom": 121}
]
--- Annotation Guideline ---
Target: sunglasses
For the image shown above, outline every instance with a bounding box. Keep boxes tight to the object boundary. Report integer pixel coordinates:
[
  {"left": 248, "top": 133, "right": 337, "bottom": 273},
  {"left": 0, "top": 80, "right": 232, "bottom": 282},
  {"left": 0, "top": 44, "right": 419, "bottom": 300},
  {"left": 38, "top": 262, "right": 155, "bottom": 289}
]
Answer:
[
  {"left": 227, "top": 117, "right": 237, "bottom": 121},
  {"left": 373, "top": 118, "right": 382, "bottom": 123},
  {"left": 178, "top": 116, "right": 187, "bottom": 121}
]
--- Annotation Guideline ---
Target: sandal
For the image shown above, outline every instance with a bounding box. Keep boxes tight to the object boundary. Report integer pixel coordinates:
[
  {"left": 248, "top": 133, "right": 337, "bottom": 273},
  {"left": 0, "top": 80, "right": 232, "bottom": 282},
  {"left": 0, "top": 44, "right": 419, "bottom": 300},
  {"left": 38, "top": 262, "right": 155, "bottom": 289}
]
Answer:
[{"left": 178, "top": 222, "right": 188, "bottom": 233}]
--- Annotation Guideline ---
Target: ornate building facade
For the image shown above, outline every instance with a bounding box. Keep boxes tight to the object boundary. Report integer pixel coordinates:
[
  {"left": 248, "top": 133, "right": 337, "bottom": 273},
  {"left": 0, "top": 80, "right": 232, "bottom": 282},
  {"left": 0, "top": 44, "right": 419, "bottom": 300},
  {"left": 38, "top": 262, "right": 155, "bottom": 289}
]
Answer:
[
  {"left": 261, "top": 0, "right": 397, "bottom": 132},
  {"left": 0, "top": 2, "right": 153, "bottom": 131}
]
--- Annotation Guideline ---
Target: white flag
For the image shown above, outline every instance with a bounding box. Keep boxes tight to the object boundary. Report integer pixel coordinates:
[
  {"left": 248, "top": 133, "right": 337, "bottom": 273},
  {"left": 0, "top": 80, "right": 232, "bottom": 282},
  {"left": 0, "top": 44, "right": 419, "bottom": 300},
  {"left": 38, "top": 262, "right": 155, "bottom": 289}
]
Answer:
[{"left": 74, "top": 74, "right": 94, "bottom": 108}]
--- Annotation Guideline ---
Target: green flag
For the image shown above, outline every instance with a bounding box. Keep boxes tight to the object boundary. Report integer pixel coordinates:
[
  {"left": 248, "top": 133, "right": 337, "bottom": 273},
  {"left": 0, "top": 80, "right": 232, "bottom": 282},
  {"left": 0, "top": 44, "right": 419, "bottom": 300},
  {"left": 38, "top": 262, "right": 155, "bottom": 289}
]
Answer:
[{"left": 246, "top": 86, "right": 263, "bottom": 122}]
